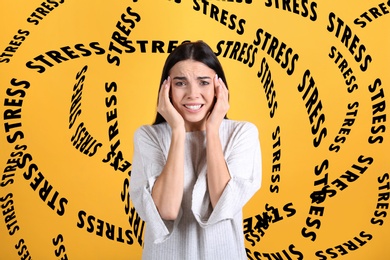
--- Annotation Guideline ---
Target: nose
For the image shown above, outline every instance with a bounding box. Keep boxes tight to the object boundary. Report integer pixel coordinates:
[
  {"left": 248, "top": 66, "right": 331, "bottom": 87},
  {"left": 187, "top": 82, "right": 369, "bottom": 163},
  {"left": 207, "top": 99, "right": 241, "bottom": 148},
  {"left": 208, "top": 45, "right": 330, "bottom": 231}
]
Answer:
[{"left": 186, "top": 84, "right": 200, "bottom": 99}]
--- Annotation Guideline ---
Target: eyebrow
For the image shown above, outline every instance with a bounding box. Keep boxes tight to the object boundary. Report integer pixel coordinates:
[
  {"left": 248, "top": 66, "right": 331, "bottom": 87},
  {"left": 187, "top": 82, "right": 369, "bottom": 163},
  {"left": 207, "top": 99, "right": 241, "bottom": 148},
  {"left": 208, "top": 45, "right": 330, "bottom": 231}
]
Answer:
[
  {"left": 172, "top": 76, "right": 211, "bottom": 80},
  {"left": 172, "top": 76, "right": 187, "bottom": 80}
]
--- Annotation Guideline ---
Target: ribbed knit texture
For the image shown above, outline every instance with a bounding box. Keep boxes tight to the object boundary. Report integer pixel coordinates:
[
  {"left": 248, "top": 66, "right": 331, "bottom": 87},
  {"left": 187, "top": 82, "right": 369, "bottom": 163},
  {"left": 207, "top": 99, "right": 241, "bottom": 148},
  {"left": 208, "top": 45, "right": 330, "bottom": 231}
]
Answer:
[{"left": 130, "top": 120, "right": 262, "bottom": 260}]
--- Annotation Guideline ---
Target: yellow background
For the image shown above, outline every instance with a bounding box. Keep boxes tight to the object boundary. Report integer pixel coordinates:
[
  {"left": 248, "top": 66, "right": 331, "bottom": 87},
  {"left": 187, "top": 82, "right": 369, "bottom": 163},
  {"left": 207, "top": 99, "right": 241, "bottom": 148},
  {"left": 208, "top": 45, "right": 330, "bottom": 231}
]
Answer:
[{"left": 1, "top": 0, "right": 389, "bottom": 259}]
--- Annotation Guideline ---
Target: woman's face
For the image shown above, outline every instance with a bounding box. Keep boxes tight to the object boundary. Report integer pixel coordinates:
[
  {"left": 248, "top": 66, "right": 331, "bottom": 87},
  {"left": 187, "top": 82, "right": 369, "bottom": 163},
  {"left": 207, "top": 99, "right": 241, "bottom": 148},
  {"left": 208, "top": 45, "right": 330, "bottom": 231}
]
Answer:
[{"left": 169, "top": 59, "right": 216, "bottom": 131}]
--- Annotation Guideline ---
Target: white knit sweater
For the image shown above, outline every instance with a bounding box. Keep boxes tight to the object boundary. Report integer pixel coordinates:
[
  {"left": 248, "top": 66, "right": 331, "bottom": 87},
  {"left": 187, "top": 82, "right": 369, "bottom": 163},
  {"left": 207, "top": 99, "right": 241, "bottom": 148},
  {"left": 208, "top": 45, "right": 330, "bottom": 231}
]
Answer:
[{"left": 130, "top": 120, "right": 262, "bottom": 260}]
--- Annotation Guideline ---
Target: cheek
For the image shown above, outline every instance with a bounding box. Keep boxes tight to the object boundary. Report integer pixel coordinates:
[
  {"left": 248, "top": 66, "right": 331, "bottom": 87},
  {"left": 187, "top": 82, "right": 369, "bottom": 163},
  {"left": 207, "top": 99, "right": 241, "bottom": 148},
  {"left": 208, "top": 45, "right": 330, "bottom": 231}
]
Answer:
[
  {"left": 170, "top": 90, "right": 182, "bottom": 107},
  {"left": 205, "top": 88, "right": 215, "bottom": 100}
]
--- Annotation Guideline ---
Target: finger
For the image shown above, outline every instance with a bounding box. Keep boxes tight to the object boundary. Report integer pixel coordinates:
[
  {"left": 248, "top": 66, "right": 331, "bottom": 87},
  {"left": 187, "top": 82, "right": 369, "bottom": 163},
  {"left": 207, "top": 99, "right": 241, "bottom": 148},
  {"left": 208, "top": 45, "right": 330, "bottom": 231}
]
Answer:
[
  {"left": 216, "top": 78, "right": 229, "bottom": 111},
  {"left": 214, "top": 74, "right": 220, "bottom": 91},
  {"left": 166, "top": 76, "right": 171, "bottom": 92},
  {"left": 218, "top": 77, "right": 228, "bottom": 95},
  {"left": 159, "top": 78, "right": 171, "bottom": 104},
  {"left": 158, "top": 79, "right": 167, "bottom": 100},
  {"left": 221, "top": 85, "right": 230, "bottom": 107},
  {"left": 164, "top": 76, "right": 172, "bottom": 105},
  {"left": 215, "top": 78, "right": 227, "bottom": 102},
  {"left": 213, "top": 75, "right": 223, "bottom": 100}
]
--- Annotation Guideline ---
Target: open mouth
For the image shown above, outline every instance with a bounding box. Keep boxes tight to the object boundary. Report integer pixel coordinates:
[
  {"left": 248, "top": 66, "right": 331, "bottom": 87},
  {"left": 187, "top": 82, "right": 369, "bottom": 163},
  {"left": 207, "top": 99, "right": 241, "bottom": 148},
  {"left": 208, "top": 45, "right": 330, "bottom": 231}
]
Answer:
[{"left": 184, "top": 104, "right": 203, "bottom": 111}]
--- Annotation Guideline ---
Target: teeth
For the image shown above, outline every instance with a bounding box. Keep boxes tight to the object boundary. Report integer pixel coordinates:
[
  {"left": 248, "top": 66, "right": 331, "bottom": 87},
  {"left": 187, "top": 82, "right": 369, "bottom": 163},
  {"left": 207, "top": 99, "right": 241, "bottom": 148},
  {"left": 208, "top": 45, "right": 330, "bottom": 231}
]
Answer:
[{"left": 185, "top": 105, "right": 202, "bottom": 110}]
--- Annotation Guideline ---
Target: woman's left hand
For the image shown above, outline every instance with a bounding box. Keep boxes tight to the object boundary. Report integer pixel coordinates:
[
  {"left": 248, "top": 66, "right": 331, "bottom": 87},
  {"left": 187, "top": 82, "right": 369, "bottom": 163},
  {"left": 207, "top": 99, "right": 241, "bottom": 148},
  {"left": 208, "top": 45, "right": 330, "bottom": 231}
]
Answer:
[{"left": 206, "top": 75, "right": 230, "bottom": 131}]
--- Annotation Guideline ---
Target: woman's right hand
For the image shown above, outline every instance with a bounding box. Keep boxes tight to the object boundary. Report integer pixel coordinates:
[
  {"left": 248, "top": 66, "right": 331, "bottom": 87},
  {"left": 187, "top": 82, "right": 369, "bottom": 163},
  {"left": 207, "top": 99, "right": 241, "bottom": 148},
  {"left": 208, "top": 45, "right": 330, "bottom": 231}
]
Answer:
[{"left": 157, "top": 77, "right": 185, "bottom": 131}]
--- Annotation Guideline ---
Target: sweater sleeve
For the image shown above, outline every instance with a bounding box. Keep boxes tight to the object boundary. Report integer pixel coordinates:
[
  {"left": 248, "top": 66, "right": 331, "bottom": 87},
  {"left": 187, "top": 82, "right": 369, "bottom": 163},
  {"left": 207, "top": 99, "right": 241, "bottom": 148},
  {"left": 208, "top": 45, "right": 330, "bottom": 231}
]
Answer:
[
  {"left": 192, "top": 121, "right": 262, "bottom": 227},
  {"left": 129, "top": 126, "right": 182, "bottom": 243}
]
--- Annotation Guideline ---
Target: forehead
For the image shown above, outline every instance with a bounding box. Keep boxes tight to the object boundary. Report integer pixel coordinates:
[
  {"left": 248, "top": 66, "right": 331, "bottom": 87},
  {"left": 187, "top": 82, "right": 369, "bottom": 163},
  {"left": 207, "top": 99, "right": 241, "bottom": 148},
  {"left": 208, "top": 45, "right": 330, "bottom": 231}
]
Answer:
[{"left": 170, "top": 60, "right": 215, "bottom": 77}]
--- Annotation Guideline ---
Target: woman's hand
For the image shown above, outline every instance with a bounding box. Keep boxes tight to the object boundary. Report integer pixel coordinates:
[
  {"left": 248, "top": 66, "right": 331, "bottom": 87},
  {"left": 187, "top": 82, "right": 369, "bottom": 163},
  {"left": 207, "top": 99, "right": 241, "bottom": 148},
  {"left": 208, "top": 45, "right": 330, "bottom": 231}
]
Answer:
[
  {"left": 206, "top": 75, "right": 231, "bottom": 208},
  {"left": 157, "top": 77, "right": 185, "bottom": 131},
  {"left": 206, "top": 75, "right": 230, "bottom": 132},
  {"left": 154, "top": 76, "right": 186, "bottom": 220}
]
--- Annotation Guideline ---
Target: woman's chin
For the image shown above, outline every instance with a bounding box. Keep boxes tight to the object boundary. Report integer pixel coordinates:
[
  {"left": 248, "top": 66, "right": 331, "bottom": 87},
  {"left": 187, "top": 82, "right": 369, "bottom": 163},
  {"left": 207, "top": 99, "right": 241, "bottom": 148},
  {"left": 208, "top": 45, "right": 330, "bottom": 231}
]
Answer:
[{"left": 183, "top": 117, "right": 207, "bottom": 131}]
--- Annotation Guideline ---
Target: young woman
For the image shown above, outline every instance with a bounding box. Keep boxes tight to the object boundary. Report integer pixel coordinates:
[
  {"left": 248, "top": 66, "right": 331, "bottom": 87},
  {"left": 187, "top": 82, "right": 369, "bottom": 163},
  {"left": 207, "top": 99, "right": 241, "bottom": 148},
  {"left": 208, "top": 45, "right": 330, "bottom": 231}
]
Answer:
[{"left": 130, "top": 41, "right": 262, "bottom": 259}]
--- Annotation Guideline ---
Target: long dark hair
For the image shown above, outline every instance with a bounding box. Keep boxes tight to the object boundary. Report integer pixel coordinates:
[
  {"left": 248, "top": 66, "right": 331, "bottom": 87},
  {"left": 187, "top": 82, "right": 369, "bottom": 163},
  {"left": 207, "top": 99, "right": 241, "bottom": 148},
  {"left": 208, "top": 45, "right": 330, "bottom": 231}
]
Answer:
[{"left": 153, "top": 41, "right": 229, "bottom": 125}]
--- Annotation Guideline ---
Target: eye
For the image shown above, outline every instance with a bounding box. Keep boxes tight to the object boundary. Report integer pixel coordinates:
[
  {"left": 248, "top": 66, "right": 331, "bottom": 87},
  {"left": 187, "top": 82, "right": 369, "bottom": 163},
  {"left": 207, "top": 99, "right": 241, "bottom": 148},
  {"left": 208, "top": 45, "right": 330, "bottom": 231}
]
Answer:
[
  {"left": 174, "top": 81, "right": 185, "bottom": 87},
  {"left": 200, "top": 81, "right": 210, "bottom": 86}
]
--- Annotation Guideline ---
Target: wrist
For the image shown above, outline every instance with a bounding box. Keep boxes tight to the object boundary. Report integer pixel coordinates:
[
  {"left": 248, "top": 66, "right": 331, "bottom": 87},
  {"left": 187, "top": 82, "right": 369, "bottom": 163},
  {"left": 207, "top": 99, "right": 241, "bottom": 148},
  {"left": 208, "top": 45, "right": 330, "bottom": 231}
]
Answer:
[
  {"left": 206, "top": 126, "right": 220, "bottom": 139},
  {"left": 206, "top": 120, "right": 220, "bottom": 132},
  {"left": 171, "top": 125, "right": 186, "bottom": 136}
]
